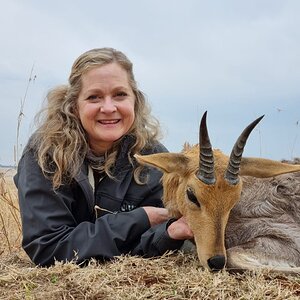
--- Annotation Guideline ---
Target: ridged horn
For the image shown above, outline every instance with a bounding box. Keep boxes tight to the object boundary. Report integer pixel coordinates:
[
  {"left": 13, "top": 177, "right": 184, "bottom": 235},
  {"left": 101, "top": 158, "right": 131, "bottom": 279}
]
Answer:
[
  {"left": 225, "top": 115, "right": 264, "bottom": 185},
  {"left": 197, "top": 111, "right": 215, "bottom": 185}
]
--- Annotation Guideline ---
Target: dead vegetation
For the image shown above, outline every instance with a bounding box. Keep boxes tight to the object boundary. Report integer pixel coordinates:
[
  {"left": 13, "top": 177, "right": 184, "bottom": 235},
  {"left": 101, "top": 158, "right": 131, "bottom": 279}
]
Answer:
[
  {"left": 1, "top": 167, "right": 300, "bottom": 299},
  {"left": 0, "top": 168, "right": 21, "bottom": 256},
  {"left": 1, "top": 252, "right": 300, "bottom": 299}
]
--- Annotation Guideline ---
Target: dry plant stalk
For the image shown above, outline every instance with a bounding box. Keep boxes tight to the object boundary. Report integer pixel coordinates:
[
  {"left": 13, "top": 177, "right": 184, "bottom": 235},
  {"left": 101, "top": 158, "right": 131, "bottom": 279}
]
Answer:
[{"left": 15, "top": 64, "right": 36, "bottom": 166}]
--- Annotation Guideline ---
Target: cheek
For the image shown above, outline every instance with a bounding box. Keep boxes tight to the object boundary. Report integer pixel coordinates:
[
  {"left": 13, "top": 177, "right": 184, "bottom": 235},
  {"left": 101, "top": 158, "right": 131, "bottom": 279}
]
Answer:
[
  {"left": 123, "top": 101, "right": 135, "bottom": 122},
  {"left": 78, "top": 103, "right": 97, "bottom": 121},
  {"left": 129, "top": 107, "right": 135, "bottom": 123}
]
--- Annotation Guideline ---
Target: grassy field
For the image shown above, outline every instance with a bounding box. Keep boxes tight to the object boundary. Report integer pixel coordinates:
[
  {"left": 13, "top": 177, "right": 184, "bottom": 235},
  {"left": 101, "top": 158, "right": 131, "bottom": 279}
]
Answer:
[{"left": 0, "top": 168, "right": 299, "bottom": 300}]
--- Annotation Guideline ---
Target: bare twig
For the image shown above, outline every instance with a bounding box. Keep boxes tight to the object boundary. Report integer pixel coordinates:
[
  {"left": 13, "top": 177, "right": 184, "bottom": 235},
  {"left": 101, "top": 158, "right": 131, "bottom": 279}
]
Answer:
[
  {"left": 291, "top": 120, "right": 299, "bottom": 160},
  {"left": 0, "top": 211, "right": 11, "bottom": 252},
  {"left": 15, "top": 64, "right": 36, "bottom": 166}
]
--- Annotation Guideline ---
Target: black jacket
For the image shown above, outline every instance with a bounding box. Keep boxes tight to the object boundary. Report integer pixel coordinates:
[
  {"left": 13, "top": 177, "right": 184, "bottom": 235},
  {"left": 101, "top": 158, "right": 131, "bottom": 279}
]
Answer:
[{"left": 14, "top": 136, "right": 183, "bottom": 266}]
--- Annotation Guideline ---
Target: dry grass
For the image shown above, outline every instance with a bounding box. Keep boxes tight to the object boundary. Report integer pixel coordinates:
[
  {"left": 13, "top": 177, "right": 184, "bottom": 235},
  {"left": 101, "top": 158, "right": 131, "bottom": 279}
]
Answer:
[
  {"left": 1, "top": 253, "right": 300, "bottom": 300},
  {"left": 0, "top": 168, "right": 21, "bottom": 256},
  {"left": 0, "top": 168, "right": 300, "bottom": 300}
]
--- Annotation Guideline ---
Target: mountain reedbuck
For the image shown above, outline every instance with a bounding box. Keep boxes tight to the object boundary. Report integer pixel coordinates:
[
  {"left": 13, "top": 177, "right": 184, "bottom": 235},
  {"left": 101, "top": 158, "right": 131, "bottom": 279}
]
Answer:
[{"left": 135, "top": 112, "right": 300, "bottom": 273}]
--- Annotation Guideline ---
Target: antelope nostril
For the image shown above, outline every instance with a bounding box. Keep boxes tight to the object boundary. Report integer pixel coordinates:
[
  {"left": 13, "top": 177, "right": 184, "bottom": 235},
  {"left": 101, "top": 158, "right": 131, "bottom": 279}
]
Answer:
[{"left": 207, "top": 255, "right": 226, "bottom": 271}]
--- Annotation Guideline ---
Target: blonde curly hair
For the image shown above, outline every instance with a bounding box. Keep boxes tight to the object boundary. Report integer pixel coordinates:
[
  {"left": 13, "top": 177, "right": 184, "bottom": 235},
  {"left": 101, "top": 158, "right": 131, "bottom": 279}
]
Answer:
[{"left": 31, "top": 48, "right": 161, "bottom": 188}]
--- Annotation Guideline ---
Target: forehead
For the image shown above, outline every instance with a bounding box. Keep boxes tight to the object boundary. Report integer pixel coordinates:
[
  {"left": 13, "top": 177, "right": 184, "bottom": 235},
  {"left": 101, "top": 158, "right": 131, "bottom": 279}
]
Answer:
[
  {"left": 81, "top": 63, "right": 130, "bottom": 86},
  {"left": 188, "top": 175, "right": 242, "bottom": 212}
]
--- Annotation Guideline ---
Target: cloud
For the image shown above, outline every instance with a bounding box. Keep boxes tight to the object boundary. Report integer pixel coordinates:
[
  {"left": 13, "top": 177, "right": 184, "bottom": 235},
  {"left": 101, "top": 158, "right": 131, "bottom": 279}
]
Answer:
[{"left": 0, "top": 0, "right": 299, "bottom": 164}]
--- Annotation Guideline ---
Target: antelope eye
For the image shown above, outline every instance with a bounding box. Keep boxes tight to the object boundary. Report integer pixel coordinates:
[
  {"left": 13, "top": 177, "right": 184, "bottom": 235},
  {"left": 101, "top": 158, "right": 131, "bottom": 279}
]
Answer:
[{"left": 186, "top": 187, "right": 200, "bottom": 207}]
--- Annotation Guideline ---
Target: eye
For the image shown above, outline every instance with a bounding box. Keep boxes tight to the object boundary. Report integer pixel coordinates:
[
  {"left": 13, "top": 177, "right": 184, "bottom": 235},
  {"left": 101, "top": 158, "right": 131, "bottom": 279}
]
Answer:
[
  {"left": 186, "top": 187, "right": 200, "bottom": 207},
  {"left": 114, "top": 91, "right": 128, "bottom": 99},
  {"left": 86, "top": 95, "right": 100, "bottom": 101}
]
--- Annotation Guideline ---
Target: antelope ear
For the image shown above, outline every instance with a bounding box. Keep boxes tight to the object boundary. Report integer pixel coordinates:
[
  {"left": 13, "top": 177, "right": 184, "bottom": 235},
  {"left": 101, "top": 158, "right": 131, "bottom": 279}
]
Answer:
[
  {"left": 240, "top": 157, "right": 300, "bottom": 178},
  {"left": 134, "top": 153, "right": 189, "bottom": 174}
]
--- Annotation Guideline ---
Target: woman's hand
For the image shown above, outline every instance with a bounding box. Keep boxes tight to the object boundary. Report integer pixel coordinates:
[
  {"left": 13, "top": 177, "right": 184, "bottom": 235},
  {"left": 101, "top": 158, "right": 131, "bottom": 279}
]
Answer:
[
  {"left": 142, "top": 207, "right": 169, "bottom": 226},
  {"left": 167, "top": 217, "right": 194, "bottom": 240},
  {"left": 142, "top": 207, "right": 193, "bottom": 240}
]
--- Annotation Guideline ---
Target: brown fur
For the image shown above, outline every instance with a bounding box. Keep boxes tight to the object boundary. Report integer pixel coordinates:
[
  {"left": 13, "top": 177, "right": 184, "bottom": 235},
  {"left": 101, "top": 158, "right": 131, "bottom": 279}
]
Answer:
[{"left": 135, "top": 146, "right": 300, "bottom": 273}]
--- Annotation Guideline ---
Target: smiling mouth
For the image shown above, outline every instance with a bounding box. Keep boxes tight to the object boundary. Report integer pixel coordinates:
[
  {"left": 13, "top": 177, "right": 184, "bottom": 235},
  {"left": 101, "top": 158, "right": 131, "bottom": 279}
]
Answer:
[{"left": 98, "top": 119, "right": 120, "bottom": 125}]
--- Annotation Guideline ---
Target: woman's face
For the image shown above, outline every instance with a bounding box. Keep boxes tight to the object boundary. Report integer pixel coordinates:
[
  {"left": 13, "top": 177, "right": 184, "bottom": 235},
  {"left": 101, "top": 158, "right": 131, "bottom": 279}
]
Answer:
[{"left": 77, "top": 63, "right": 135, "bottom": 154}]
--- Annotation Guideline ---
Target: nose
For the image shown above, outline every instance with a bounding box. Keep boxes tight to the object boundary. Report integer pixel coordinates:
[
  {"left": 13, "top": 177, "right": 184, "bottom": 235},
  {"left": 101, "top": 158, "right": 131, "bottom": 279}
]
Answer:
[
  {"left": 100, "top": 97, "right": 116, "bottom": 113},
  {"left": 207, "top": 255, "right": 226, "bottom": 271}
]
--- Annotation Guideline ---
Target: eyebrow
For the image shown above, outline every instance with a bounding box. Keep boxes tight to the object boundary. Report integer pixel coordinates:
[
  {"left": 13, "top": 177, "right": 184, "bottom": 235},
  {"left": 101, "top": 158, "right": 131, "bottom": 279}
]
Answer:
[{"left": 84, "top": 86, "right": 131, "bottom": 95}]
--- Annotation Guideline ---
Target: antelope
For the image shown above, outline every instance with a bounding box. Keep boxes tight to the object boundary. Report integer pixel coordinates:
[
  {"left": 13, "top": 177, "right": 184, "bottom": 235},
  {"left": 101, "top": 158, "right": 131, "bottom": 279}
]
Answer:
[{"left": 135, "top": 112, "right": 300, "bottom": 273}]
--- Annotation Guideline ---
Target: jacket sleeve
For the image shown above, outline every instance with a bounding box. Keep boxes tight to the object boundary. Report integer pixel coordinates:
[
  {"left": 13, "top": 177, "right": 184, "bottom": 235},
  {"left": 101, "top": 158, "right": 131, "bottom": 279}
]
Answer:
[
  {"left": 131, "top": 219, "right": 184, "bottom": 257},
  {"left": 14, "top": 149, "right": 155, "bottom": 266}
]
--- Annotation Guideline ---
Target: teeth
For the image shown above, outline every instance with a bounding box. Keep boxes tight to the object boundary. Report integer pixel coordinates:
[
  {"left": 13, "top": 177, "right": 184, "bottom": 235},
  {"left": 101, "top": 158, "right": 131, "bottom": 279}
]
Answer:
[{"left": 99, "top": 120, "right": 119, "bottom": 124}]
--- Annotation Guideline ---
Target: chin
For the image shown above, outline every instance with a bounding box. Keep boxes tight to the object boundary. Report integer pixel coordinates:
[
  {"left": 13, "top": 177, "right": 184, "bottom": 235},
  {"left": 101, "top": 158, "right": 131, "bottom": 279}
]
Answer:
[{"left": 101, "top": 135, "right": 124, "bottom": 143}]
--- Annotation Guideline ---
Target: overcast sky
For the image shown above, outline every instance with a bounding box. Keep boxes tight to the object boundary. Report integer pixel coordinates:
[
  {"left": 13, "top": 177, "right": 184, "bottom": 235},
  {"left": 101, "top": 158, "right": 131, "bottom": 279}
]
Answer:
[{"left": 0, "top": 0, "right": 299, "bottom": 165}]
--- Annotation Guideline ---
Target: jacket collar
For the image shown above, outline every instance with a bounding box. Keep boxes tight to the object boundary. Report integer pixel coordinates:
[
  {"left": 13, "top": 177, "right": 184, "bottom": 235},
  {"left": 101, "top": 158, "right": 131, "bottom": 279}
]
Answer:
[{"left": 74, "top": 134, "right": 137, "bottom": 191}]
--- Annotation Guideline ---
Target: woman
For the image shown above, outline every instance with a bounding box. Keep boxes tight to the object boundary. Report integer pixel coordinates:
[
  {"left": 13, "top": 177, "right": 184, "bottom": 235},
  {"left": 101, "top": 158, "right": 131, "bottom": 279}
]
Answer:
[{"left": 14, "top": 48, "right": 193, "bottom": 266}]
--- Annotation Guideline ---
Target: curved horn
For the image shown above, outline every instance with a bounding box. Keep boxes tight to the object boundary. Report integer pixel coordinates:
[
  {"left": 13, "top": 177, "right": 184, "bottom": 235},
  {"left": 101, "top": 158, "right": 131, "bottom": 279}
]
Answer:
[
  {"left": 225, "top": 115, "right": 264, "bottom": 185},
  {"left": 197, "top": 111, "right": 215, "bottom": 185}
]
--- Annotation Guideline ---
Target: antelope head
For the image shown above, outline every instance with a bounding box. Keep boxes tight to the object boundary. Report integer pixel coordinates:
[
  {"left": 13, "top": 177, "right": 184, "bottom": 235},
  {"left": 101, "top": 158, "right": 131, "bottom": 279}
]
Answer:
[{"left": 135, "top": 112, "right": 300, "bottom": 271}]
